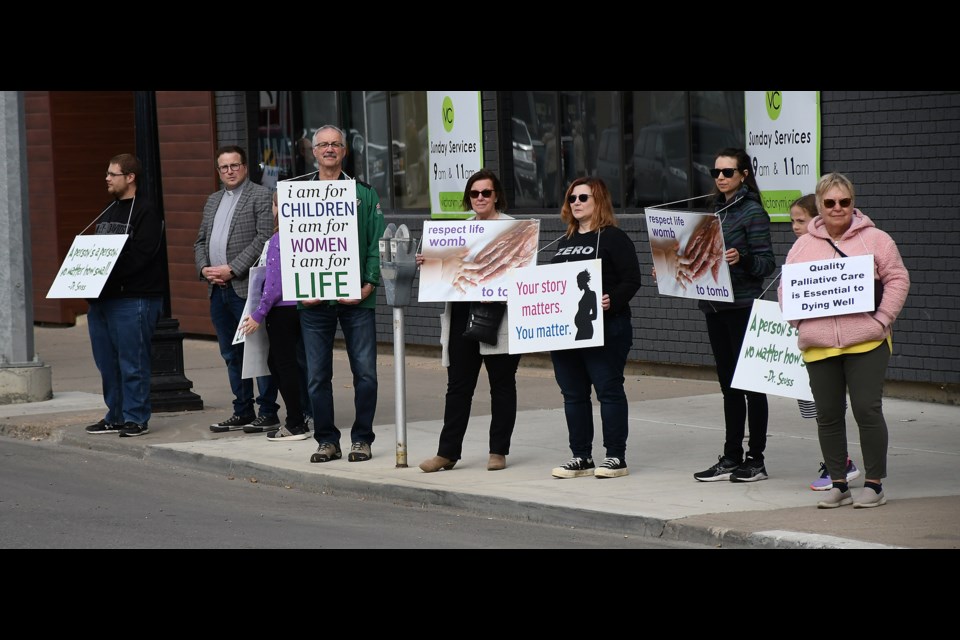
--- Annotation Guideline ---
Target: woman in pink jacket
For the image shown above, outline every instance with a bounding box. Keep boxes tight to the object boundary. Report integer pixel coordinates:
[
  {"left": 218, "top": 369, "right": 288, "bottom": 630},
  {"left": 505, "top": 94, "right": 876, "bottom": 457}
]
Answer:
[{"left": 779, "top": 173, "right": 909, "bottom": 509}]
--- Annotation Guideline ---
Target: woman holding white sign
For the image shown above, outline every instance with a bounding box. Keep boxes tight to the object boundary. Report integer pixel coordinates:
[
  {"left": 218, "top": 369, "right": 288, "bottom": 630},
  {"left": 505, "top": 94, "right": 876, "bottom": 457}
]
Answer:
[
  {"left": 779, "top": 173, "right": 909, "bottom": 509},
  {"left": 549, "top": 177, "right": 641, "bottom": 479},
  {"left": 692, "top": 148, "right": 776, "bottom": 484},
  {"left": 417, "top": 170, "right": 523, "bottom": 473}
]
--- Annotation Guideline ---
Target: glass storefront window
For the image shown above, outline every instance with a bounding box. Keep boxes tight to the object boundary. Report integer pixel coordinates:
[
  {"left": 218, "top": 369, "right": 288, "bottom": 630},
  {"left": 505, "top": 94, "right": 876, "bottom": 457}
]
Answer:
[
  {"left": 629, "top": 91, "right": 690, "bottom": 208},
  {"left": 690, "top": 91, "right": 745, "bottom": 204}
]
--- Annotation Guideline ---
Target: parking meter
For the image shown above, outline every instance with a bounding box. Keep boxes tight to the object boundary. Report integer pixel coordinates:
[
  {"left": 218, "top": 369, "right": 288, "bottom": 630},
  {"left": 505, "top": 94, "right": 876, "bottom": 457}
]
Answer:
[
  {"left": 380, "top": 224, "right": 419, "bottom": 307},
  {"left": 379, "top": 223, "right": 420, "bottom": 467}
]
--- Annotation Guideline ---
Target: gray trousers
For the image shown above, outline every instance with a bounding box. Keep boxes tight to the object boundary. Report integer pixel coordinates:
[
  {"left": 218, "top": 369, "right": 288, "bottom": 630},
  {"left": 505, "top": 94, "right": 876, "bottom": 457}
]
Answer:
[{"left": 806, "top": 342, "right": 891, "bottom": 482}]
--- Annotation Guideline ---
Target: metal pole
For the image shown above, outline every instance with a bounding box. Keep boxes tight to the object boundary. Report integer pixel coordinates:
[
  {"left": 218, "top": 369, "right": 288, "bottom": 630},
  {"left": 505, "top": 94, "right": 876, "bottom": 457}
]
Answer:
[{"left": 393, "top": 306, "right": 407, "bottom": 467}]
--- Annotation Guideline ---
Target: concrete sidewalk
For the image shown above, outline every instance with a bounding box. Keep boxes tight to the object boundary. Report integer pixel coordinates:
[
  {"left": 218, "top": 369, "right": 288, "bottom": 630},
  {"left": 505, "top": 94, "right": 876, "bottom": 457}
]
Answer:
[{"left": 3, "top": 318, "right": 958, "bottom": 549}]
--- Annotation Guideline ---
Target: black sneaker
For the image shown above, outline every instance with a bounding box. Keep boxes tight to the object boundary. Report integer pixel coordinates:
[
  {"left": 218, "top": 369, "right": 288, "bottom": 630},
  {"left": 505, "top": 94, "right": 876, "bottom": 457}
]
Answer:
[
  {"left": 694, "top": 455, "right": 741, "bottom": 482},
  {"left": 594, "top": 457, "right": 629, "bottom": 478},
  {"left": 730, "top": 456, "right": 768, "bottom": 482},
  {"left": 119, "top": 422, "right": 150, "bottom": 437},
  {"left": 266, "top": 424, "right": 310, "bottom": 442},
  {"left": 551, "top": 457, "right": 595, "bottom": 478},
  {"left": 242, "top": 414, "right": 281, "bottom": 433},
  {"left": 85, "top": 419, "right": 121, "bottom": 435},
  {"left": 209, "top": 414, "right": 255, "bottom": 433}
]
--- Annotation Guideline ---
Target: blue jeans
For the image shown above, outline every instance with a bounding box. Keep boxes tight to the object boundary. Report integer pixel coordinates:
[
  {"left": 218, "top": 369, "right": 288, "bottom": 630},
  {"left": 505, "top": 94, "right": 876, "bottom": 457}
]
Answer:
[
  {"left": 88, "top": 297, "right": 163, "bottom": 426},
  {"left": 300, "top": 304, "right": 378, "bottom": 447},
  {"left": 209, "top": 286, "right": 279, "bottom": 419},
  {"left": 550, "top": 313, "right": 633, "bottom": 461}
]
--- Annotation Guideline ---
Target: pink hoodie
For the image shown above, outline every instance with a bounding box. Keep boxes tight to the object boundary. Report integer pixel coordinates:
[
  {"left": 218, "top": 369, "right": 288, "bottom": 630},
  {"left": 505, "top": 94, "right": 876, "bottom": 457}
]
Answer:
[{"left": 778, "top": 209, "right": 910, "bottom": 351}]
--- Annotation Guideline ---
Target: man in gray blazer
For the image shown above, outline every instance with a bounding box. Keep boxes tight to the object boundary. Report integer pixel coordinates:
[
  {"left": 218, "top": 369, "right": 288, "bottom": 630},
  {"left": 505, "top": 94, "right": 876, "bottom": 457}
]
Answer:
[{"left": 194, "top": 145, "right": 280, "bottom": 432}]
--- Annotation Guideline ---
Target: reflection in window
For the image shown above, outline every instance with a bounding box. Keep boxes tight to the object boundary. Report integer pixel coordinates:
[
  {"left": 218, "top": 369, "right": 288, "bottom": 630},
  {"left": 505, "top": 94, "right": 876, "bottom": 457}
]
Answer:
[
  {"left": 629, "top": 91, "right": 689, "bottom": 208},
  {"left": 690, "top": 91, "right": 745, "bottom": 203}
]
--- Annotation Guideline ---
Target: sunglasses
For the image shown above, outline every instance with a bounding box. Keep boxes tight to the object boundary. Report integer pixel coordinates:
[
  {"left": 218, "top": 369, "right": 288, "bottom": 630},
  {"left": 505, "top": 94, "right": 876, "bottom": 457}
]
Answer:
[
  {"left": 568, "top": 194, "right": 591, "bottom": 203},
  {"left": 709, "top": 168, "right": 737, "bottom": 179},
  {"left": 823, "top": 198, "right": 852, "bottom": 209},
  {"left": 469, "top": 189, "right": 494, "bottom": 199}
]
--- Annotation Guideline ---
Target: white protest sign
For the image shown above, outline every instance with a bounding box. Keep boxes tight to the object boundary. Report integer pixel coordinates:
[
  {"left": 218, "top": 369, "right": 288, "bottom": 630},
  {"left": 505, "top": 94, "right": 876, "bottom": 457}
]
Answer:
[
  {"left": 47, "top": 235, "right": 129, "bottom": 299},
  {"left": 731, "top": 299, "right": 813, "bottom": 401},
  {"left": 781, "top": 255, "right": 875, "bottom": 320},
  {"left": 644, "top": 209, "right": 733, "bottom": 302},
  {"left": 237, "top": 266, "right": 270, "bottom": 378},
  {"left": 427, "top": 91, "right": 483, "bottom": 219},
  {"left": 419, "top": 219, "right": 539, "bottom": 302},
  {"left": 278, "top": 180, "right": 360, "bottom": 301},
  {"left": 507, "top": 260, "right": 604, "bottom": 355}
]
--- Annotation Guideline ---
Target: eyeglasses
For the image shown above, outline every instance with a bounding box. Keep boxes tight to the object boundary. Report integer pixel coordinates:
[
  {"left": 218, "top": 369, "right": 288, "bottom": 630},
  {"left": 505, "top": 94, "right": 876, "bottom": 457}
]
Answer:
[
  {"left": 823, "top": 198, "right": 852, "bottom": 209},
  {"left": 709, "top": 168, "right": 738, "bottom": 179},
  {"left": 313, "top": 141, "right": 345, "bottom": 149},
  {"left": 568, "top": 194, "right": 591, "bottom": 204},
  {"left": 469, "top": 189, "right": 494, "bottom": 199},
  {"left": 217, "top": 163, "right": 243, "bottom": 173},
  {"left": 105, "top": 171, "right": 128, "bottom": 178}
]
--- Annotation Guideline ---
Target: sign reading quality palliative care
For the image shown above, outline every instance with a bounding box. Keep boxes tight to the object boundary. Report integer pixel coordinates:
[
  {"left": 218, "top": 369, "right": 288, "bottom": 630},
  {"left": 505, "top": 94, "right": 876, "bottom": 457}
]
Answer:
[
  {"left": 781, "top": 255, "right": 875, "bottom": 320},
  {"left": 731, "top": 299, "right": 813, "bottom": 401},
  {"left": 507, "top": 260, "right": 604, "bottom": 355},
  {"left": 278, "top": 180, "right": 360, "bottom": 301},
  {"left": 744, "top": 91, "right": 820, "bottom": 221},
  {"left": 47, "top": 235, "right": 129, "bottom": 299},
  {"left": 427, "top": 91, "right": 483, "bottom": 219}
]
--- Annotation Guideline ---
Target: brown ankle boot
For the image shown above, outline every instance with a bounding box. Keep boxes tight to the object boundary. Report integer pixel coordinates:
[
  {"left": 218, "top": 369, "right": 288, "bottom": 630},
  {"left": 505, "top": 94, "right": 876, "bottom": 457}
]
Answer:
[
  {"left": 419, "top": 455, "right": 456, "bottom": 473},
  {"left": 487, "top": 454, "right": 507, "bottom": 471}
]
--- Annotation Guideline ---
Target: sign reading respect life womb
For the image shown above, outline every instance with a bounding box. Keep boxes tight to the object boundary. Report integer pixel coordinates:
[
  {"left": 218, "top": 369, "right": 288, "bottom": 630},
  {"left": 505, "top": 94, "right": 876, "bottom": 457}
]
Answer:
[
  {"left": 427, "top": 91, "right": 483, "bottom": 219},
  {"left": 278, "top": 180, "right": 361, "bottom": 301},
  {"left": 731, "top": 299, "right": 813, "bottom": 401},
  {"left": 47, "top": 235, "right": 129, "bottom": 299},
  {"left": 644, "top": 209, "right": 734, "bottom": 302},
  {"left": 780, "top": 255, "right": 875, "bottom": 321},
  {"left": 507, "top": 260, "right": 604, "bottom": 355},
  {"left": 418, "top": 219, "right": 540, "bottom": 302},
  {"left": 745, "top": 91, "right": 821, "bottom": 221}
]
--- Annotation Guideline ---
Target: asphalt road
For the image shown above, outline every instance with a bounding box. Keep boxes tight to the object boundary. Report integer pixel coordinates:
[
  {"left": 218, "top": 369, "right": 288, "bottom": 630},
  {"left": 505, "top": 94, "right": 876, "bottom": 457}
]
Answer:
[{"left": 0, "top": 438, "right": 734, "bottom": 549}]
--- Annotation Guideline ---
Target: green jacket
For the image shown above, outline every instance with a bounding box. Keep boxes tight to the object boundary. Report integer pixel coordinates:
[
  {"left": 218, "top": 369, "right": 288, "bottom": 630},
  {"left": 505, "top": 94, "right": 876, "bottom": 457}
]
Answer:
[{"left": 298, "top": 171, "right": 386, "bottom": 309}]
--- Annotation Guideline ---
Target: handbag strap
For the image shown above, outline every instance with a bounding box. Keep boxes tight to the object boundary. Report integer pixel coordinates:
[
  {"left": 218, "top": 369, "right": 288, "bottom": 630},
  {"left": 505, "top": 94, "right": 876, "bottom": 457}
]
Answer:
[{"left": 824, "top": 237, "right": 848, "bottom": 258}]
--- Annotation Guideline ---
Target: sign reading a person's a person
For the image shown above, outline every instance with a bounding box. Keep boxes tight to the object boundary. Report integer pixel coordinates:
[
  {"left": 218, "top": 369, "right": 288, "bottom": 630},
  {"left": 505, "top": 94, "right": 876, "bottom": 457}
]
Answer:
[
  {"left": 47, "top": 235, "right": 129, "bottom": 299},
  {"left": 278, "top": 180, "right": 361, "bottom": 301},
  {"left": 781, "top": 255, "right": 875, "bottom": 320},
  {"left": 507, "top": 260, "right": 604, "bottom": 354},
  {"left": 731, "top": 299, "right": 813, "bottom": 401}
]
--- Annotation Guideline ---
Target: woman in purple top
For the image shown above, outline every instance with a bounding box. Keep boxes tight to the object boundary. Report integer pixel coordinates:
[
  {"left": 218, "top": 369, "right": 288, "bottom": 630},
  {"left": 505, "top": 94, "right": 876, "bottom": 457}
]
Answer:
[{"left": 239, "top": 191, "right": 310, "bottom": 441}]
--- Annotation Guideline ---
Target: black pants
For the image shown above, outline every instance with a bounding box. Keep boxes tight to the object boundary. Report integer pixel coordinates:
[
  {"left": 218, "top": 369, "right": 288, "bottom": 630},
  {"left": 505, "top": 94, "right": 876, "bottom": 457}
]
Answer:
[
  {"left": 437, "top": 303, "right": 521, "bottom": 460},
  {"left": 265, "top": 305, "right": 305, "bottom": 428},
  {"left": 704, "top": 306, "right": 768, "bottom": 462}
]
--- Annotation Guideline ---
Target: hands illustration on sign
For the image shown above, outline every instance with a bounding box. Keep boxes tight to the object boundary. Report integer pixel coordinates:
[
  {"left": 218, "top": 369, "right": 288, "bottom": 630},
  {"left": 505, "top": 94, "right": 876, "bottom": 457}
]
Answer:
[
  {"left": 677, "top": 214, "right": 723, "bottom": 287},
  {"left": 418, "top": 247, "right": 479, "bottom": 295},
  {"left": 461, "top": 219, "right": 539, "bottom": 284}
]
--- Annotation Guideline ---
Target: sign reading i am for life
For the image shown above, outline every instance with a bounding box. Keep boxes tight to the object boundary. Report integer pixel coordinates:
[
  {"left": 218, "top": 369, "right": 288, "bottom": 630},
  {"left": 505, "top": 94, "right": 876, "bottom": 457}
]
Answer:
[{"left": 278, "top": 180, "right": 360, "bottom": 301}]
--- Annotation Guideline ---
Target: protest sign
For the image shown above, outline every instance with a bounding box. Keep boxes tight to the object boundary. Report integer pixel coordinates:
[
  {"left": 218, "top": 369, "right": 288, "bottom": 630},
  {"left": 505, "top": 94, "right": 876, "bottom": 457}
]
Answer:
[
  {"left": 278, "top": 180, "right": 360, "bottom": 301},
  {"left": 507, "top": 260, "right": 603, "bottom": 355},
  {"left": 419, "top": 219, "right": 539, "bottom": 302},
  {"left": 47, "top": 235, "right": 129, "bottom": 299},
  {"left": 731, "top": 299, "right": 813, "bottom": 401},
  {"left": 644, "top": 209, "right": 733, "bottom": 302},
  {"left": 781, "top": 255, "right": 875, "bottom": 320}
]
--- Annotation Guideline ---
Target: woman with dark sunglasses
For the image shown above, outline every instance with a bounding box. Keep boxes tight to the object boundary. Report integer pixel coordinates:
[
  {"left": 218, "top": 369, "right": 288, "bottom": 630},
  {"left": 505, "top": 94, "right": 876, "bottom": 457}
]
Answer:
[
  {"left": 417, "top": 169, "right": 523, "bottom": 473},
  {"left": 549, "top": 177, "right": 642, "bottom": 479},
  {"left": 692, "top": 148, "right": 777, "bottom": 484},
  {"left": 779, "top": 173, "right": 910, "bottom": 509}
]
